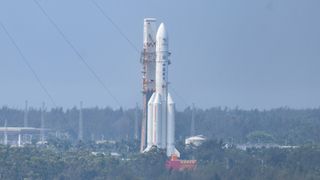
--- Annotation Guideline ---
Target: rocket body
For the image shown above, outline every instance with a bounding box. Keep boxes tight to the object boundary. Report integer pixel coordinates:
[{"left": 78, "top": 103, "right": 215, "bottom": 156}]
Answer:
[{"left": 144, "top": 22, "right": 180, "bottom": 157}]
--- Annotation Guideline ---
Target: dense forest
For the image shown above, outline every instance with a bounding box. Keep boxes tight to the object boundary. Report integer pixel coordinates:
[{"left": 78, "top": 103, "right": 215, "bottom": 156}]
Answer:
[
  {"left": 1, "top": 106, "right": 320, "bottom": 145},
  {"left": 1, "top": 106, "right": 320, "bottom": 179},
  {"left": 1, "top": 140, "right": 320, "bottom": 179}
]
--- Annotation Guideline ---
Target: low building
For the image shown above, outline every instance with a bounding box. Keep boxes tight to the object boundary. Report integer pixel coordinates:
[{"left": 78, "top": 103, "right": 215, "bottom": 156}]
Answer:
[
  {"left": 166, "top": 154, "right": 197, "bottom": 171},
  {"left": 185, "top": 135, "right": 206, "bottom": 146},
  {"left": 0, "top": 127, "right": 49, "bottom": 146}
]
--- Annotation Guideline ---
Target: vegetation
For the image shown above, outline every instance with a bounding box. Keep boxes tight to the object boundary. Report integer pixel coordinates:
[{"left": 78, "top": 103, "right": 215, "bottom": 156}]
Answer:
[
  {"left": 0, "top": 140, "right": 320, "bottom": 179},
  {"left": 1, "top": 106, "right": 320, "bottom": 179},
  {"left": 1, "top": 106, "right": 320, "bottom": 144}
]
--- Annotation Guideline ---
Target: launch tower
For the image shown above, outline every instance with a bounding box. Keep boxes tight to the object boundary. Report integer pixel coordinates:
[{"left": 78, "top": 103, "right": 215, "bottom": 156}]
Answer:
[{"left": 140, "top": 18, "right": 157, "bottom": 152}]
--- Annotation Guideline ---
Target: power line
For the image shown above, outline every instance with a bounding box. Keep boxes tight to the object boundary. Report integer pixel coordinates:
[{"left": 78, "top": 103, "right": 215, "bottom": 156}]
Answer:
[
  {"left": 1, "top": 20, "right": 83, "bottom": 133},
  {"left": 0, "top": 21, "right": 57, "bottom": 107},
  {"left": 88, "top": 2, "right": 192, "bottom": 107},
  {"left": 33, "top": 0, "right": 189, "bottom": 109},
  {"left": 170, "top": 86, "right": 190, "bottom": 108},
  {"left": 88, "top": 0, "right": 140, "bottom": 54},
  {"left": 87, "top": 0, "right": 191, "bottom": 108},
  {"left": 33, "top": 0, "right": 121, "bottom": 107}
]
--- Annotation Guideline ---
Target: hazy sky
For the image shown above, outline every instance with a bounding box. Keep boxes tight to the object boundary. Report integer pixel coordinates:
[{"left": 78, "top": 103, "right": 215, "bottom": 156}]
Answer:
[{"left": 0, "top": 0, "right": 319, "bottom": 110}]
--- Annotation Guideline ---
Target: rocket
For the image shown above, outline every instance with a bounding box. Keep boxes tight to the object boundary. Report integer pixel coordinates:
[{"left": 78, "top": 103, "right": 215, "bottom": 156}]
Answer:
[{"left": 143, "top": 22, "right": 180, "bottom": 157}]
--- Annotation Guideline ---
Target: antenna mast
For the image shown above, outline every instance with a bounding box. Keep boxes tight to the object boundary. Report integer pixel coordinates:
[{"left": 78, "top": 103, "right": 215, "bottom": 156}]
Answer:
[
  {"left": 191, "top": 103, "right": 195, "bottom": 136},
  {"left": 4, "top": 119, "right": 8, "bottom": 145},
  {"left": 40, "top": 102, "right": 45, "bottom": 142},
  {"left": 78, "top": 101, "right": 83, "bottom": 141},
  {"left": 24, "top": 100, "right": 28, "bottom": 127}
]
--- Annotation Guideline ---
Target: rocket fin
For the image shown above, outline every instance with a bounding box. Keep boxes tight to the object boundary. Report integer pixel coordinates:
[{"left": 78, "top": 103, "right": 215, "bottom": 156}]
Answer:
[
  {"left": 174, "top": 148, "right": 180, "bottom": 158},
  {"left": 143, "top": 145, "right": 152, "bottom": 153}
]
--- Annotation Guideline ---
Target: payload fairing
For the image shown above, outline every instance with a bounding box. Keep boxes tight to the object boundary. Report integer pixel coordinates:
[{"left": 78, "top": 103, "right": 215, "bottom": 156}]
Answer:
[{"left": 143, "top": 19, "right": 180, "bottom": 157}]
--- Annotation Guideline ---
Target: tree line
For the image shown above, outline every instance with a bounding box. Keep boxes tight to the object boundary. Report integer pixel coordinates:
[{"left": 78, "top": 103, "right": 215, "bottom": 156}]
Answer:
[
  {"left": 1, "top": 139, "right": 320, "bottom": 179},
  {"left": 0, "top": 106, "right": 320, "bottom": 145}
]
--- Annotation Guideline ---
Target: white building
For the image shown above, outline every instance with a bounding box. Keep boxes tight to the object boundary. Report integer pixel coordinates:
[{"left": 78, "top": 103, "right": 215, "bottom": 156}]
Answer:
[{"left": 185, "top": 135, "right": 207, "bottom": 146}]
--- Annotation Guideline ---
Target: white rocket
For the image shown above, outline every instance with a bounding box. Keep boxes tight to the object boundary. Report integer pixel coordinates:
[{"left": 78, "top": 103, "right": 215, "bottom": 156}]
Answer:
[{"left": 143, "top": 22, "right": 180, "bottom": 157}]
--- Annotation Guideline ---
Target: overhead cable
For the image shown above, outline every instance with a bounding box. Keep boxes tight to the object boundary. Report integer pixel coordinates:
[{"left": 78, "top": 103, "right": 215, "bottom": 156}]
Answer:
[
  {"left": 0, "top": 21, "right": 57, "bottom": 107},
  {"left": 33, "top": 0, "right": 121, "bottom": 107}
]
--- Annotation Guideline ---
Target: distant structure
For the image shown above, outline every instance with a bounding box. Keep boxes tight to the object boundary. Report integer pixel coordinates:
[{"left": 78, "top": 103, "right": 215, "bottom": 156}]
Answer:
[
  {"left": 4, "top": 119, "right": 8, "bottom": 145},
  {"left": 40, "top": 102, "right": 45, "bottom": 142},
  {"left": 134, "top": 104, "right": 139, "bottom": 140},
  {"left": 190, "top": 103, "right": 195, "bottom": 136},
  {"left": 0, "top": 103, "right": 51, "bottom": 146},
  {"left": 78, "top": 101, "right": 83, "bottom": 141},
  {"left": 166, "top": 154, "right": 197, "bottom": 171},
  {"left": 235, "top": 143, "right": 299, "bottom": 151},
  {"left": 185, "top": 135, "right": 206, "bottom": 146},
  {"left": 0, "top": 127, "right": 49, "bottom": 146},
  {"left": 24, "top": 100, "right": 28, "bottom": 127},
  {"left": 140, "top": 18, "right": 157, "bottom": 152},
  {"left": 142, "top": 20, "right": 180, "bottom": 157}
]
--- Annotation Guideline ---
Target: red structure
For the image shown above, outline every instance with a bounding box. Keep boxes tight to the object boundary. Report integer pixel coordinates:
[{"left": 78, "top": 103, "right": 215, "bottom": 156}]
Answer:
[{"left": 165, "top": 155, "right": 197, "bottom": 171}]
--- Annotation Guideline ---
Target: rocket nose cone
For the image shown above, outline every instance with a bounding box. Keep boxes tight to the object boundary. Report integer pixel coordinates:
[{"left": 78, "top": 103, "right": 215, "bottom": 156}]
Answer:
[{"left": 156, "top": 23, "right": 168, "bottom": 40}]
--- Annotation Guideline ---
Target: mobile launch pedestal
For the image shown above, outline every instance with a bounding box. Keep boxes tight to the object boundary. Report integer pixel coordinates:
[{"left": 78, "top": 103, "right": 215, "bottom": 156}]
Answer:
[{"left": 141, "top": 19, "right": 180, "bottom": 157}]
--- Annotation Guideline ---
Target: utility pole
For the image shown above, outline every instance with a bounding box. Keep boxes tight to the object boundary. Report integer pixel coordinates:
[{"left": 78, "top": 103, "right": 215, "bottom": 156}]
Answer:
[
  {"left": 190, "top": 103, "right": 195, "bottom": 136},
  {"left": 24, "top": 100, "right": 28, "bottom": 127},
  {"left": 40, "top": 102, "right": 45, "bottom": 142},
  {"left": 134, "top": 104, "right": 139, "bottom": 140},
  {"left": 78, "top": 101, "right": 83, "bottom": 141},
  {"left": 4, "top": 119, "right": 8, "bottom": 145}
]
